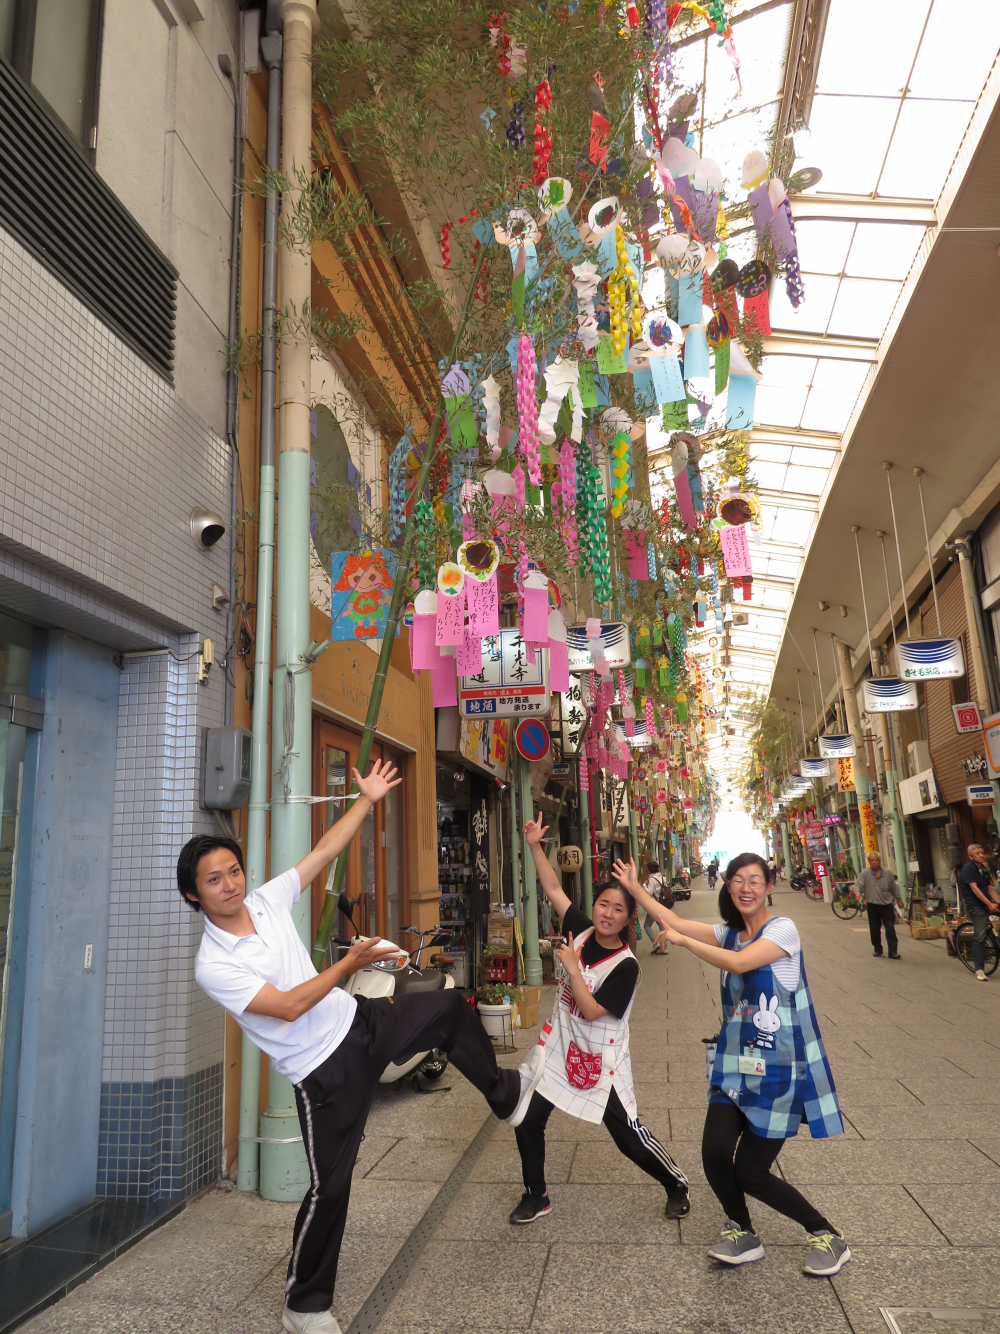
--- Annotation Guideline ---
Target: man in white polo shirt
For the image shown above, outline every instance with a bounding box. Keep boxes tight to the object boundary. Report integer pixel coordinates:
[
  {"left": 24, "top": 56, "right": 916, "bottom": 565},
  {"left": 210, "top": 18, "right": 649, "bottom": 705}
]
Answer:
[{"left": 180, "top": 759, "right": 544, "bottom": 1334}]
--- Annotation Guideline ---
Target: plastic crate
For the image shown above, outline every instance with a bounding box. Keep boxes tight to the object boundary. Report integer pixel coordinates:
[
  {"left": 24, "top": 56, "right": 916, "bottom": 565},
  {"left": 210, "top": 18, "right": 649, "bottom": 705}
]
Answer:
[{"left": 485, "top": 953, "right": 517, "bottom": 983}]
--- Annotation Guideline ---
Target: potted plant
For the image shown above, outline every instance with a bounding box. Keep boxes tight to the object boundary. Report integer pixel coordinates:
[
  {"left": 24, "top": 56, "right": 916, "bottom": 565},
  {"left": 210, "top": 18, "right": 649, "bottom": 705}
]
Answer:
[{"left": 476, "top": 982, "right": 524, "bottom": 1038}]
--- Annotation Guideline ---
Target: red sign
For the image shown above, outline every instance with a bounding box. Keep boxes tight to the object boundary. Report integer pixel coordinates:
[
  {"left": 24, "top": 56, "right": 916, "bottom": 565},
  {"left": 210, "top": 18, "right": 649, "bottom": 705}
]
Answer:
[
  {"left": 813, "top": 861, "right": 828, "bottom": 880},
  {"left": 953, "top": 702, "right": 982, "bottom": 734}
]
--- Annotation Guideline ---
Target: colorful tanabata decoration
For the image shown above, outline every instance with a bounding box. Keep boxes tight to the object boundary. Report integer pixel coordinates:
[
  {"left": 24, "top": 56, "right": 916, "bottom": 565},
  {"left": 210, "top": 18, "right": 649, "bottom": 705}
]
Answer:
[{"left": 330, "top": 550, "right": 399, "bottom": 641}]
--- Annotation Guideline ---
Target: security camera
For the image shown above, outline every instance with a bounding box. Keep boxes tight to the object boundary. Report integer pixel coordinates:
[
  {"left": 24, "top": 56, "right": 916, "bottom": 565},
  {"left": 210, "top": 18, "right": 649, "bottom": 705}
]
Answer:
[{"left": 190, "top": 507, "right": 227, "bottom": 549}]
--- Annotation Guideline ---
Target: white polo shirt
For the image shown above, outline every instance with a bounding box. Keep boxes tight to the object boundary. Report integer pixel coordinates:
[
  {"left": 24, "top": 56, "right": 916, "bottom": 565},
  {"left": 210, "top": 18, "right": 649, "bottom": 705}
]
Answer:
[{"left": 194, "top": 868, "right": 357, "bottom": 1084}]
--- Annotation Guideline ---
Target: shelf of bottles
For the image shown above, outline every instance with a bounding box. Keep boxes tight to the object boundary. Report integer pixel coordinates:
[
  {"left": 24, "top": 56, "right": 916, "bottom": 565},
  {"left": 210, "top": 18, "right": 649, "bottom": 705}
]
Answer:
[{"left": 438, "top": 819, "right": 473, "bottom": 984}]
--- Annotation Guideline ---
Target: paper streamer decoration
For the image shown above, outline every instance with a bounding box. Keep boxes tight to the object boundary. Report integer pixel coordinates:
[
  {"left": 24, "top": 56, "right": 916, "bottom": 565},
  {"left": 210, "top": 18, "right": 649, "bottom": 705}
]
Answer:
[
  {"left": 516, "top": 335, "right": 541, "bottom": 484},
  {"left": 610, "top": 431, "right": 631, "bottom": 517},
  {"left": 682, "top": 325, "right": 710, "bottom": 380},
  {"left": 537, "top": 357, "right": 579, "bottom": 444},
  {"left": 480, "top": 374, "right": 501, "bottom": 457},
  {"left": 435, "top": 585, "right": 466, "bottom": 646},
  {"left": 572, "top": 261, "right": 601, "bottom": 350},
  {"left": 558, "top": 439, "right": 579, "bottom": 560},
  {"left": 624, "top": 528, "right": 648, "bottom": 580},
  {"left": 522, "top": 571, "right": 550, "bottom": 644},
  {"left": 726, "top": 373, "right": 757, "bottom": 429},
  {"left": 548, "top": 609, "right": 569, "bottom": 694},
  {"left": 719, "top": 524, "right": 753, "bottom": 579},
  {"left": 431, "top": 649, "right": 457, "bottom": 706},
  {"left": 465, "top": 573, "right": 500, "bottom": 637},
  {"left": 411, "top": 589, "right": 440, "bottom": 670},
  {"left": 671, "top": 441, "right": 697, "bottom": 528}
]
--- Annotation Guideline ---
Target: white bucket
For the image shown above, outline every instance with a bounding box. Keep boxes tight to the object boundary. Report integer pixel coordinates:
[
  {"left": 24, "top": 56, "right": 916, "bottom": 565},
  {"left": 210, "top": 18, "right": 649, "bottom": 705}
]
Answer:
[{"left": 478, "top": 1002, "right": 512, "bottom": 1039}]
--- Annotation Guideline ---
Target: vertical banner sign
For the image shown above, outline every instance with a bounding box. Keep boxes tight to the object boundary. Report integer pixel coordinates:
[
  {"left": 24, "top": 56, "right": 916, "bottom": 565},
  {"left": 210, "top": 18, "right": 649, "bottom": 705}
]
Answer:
[
  {"left": 836, "top": 758, "right": 855, "bottom": 792},
  {"left": 982, "top": 711, "right": 1000, "bottom": 779},
  {"left": 469, "top": 776, "right": 491, "bottom": 914},
  {"left": 859, "top": 800, "right": 878, "bottom": 856}
]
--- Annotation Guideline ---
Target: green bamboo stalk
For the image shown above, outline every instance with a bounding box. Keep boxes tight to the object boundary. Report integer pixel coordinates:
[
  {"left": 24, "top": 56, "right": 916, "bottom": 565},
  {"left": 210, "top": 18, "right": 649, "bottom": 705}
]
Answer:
[{"left": 312, "top": 241, "right": 489, "bottom": 966}]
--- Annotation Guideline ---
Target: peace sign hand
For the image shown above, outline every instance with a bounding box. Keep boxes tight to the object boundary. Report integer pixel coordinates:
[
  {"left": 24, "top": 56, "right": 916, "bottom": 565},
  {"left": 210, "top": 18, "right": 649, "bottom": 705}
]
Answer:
[{"left": 557, "top": 931, "right": 584, "bottom": 976}]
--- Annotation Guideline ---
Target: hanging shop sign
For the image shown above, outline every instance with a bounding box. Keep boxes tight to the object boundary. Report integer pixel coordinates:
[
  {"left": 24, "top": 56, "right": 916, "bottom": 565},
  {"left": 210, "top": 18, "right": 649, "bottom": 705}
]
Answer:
[
  {"left": 555, "top": 675, "right": 589, "bottom": 758},
  {"left": 960, "top": 753, "right": 988, "bottom": 778},
  {"left": 983, "top": 710, "right": 1000, "bottom": 779},
  {"left": 896, "top": 637, "right": 965, "bottom": 681},
  {"left": 551, "top": 761, "right": 571, "bottom": 778},
  {"left": 565, "top": 621, "right": 631, "bottom": 672},
  {"left": 557, "top": 844, "right": 584, "bottom": 871},
  {"left": 953, "top": 702, "right": 982, "bottom": 734},
  {"left": 819, "top": 733, "right": 857, "bottom": 758},
  {"left": 458, "top": 717, "right": 511, "bottom": 779},
  {"left": 822, "top": 814, "right": 842, "bottom": 825},
  {"left": 862, "top": 677, "right": 919, "bottom": 712},
  {"left": 858, "top": 800, "right": 879, "bottom": 856},
  {"left": 459, "top": 629, "right": 550, "bottom": 718},
  {"left": 898, "top": 768, "right": 942, "bottom": 816},
  {"left": 514, "top": 718, "right": 551, "bottom": 762},
  {"left": 836, "top": 758, "right": 855, "bottom": 792},
  {"left": 967, "top": 783, "right": 996, "bottom": 806},
  {"left": 799, "top": 757, "right": 830, "bottom": 777}
]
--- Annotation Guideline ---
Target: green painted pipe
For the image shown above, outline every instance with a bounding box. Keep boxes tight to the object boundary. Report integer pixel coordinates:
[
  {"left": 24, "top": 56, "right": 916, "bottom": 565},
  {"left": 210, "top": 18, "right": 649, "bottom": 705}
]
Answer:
[
  {"left": 578, "top": 760, "right": 593, "bottom": 915},
  {"left": 519, "top": 756, "right": 543, "bottom": 985}
]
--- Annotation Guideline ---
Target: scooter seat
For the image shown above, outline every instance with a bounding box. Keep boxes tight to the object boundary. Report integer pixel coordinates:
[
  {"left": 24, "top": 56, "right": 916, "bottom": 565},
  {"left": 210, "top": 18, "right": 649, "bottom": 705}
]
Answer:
[
  {"left": 393, "top": 968, "right": 448, "bottom": 996},
  {"left": 430, "top": 952, "right": 457, "bottom": 966}
]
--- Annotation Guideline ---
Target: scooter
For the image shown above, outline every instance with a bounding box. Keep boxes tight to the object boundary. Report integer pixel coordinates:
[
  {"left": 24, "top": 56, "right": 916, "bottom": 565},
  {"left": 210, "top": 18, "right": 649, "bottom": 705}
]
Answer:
[{"left": 330, "top": 893, "right": 457, "bottom": 1087}]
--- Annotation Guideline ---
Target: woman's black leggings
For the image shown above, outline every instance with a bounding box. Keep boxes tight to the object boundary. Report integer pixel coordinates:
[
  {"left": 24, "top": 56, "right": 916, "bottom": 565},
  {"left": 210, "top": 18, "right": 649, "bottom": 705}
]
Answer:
[{"left": 702, "top": 1101, "right": 832, "bottom": 1235}]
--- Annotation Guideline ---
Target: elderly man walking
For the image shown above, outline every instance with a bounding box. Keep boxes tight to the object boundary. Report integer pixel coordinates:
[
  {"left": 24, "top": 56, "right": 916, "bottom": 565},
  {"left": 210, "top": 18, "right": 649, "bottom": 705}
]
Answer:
[
  {"left": 855, "top": 851, "right": 902, "bottom": 960},
  {"left": 959, "top": 845, "right": 1000, "bottom": 981}
]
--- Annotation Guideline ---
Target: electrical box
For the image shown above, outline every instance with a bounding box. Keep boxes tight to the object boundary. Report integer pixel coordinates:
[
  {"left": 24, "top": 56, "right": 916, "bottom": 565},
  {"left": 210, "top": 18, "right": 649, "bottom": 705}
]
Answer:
[{"left": 202, "top": 726, "right": 252, "bottom": 809}]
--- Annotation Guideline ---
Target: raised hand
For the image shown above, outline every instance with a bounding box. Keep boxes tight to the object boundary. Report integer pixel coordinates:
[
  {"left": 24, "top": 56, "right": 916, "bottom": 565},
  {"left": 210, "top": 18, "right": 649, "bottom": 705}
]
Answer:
[
  {"left": 612, "top": 857, "right": 640, "bottom": 893},
  {"left": 346, "top": 935, "right": 406, "bottom": 971},
  {"left": 557, "top": 930, "right": 584, "bottom": 976},
  {"left": 523, "top": 811, "right": 549, "bottom": 848},
  {"left": 353, "top": 758, "right": 402, "bottom": 804}
]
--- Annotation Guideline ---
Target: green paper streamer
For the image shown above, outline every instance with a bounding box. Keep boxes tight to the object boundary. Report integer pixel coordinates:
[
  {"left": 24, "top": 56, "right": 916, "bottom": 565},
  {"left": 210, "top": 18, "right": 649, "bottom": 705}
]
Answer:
[{"left": 714, "top": 339, "right": 731, "bottom": 397}]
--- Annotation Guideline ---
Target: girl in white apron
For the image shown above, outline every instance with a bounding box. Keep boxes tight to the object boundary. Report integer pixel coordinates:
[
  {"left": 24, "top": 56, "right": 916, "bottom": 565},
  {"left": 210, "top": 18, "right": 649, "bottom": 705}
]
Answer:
[
  {"left": 619, "top": 852, "right": 851, "bottom": 1277},
  {"left": 509, "top": 814, "right": 689, "bottom": 1225}
]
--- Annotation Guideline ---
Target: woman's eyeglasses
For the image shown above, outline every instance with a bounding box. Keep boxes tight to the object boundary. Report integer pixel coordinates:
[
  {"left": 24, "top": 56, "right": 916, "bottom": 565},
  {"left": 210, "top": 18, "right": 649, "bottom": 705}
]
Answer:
[{"left": 729, "top": 876, "right": 766, "bottom": 889}]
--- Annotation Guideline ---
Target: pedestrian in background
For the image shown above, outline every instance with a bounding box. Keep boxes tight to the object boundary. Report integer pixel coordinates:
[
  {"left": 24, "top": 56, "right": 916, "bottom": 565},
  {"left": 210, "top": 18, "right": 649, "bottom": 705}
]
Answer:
[
  {"left": 959, "top": 844, "right": 1000, "bottom": 982},
  {"left": 644, "top": 861, "right": 673, "bottom": 956},
  {"left": 855, "top": 851, "right": 902, "bottom": 960}
]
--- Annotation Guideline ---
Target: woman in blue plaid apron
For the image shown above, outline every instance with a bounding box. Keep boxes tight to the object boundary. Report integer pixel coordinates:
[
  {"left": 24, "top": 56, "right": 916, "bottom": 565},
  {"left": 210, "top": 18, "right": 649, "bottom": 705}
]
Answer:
[{"left": 616, "top": 851, "right": 851, "bottom": 1277}]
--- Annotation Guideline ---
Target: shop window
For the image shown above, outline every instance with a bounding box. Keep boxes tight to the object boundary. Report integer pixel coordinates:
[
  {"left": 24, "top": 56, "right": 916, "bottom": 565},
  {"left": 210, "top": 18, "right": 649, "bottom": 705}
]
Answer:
[{"left": 2, "top": 0, "right": 102, "bottom": 150}]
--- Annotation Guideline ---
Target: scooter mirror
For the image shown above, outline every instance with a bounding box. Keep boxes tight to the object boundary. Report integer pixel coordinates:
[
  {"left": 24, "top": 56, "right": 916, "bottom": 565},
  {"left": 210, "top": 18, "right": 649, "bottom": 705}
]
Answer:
[{"left": 337, "top": 893, "right": 356, "bottom": 920}]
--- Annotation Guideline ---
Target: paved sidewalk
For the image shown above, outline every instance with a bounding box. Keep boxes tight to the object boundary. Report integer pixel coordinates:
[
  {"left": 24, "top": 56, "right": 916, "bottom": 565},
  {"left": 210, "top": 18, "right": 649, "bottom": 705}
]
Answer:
[{"left": 20, "top": 880, "right": 1000, "bottom": 1334}]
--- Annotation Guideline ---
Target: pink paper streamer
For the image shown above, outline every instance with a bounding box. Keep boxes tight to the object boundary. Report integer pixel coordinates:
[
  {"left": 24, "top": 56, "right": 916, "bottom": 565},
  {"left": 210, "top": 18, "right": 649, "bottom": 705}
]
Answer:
[
  {"left": 673, "top": 468, "right": 697, "bottom": 527},
  {"left": 430, "top": 652, "right": 457, "bottom": 706},
  {"left": 435, "top": 588, "right": 466, "bottom": 646},
  {"left": 411, "top": 608, "right": 439, "bottom": 670},
  {"left": 549, "top": 639, "right": 569, "bottom": 693},
  {"left": 516, "top": 334, "right": 541, "bottom": 485},
  {"left": 523, "top": 585, "right": 549, "bottom": 643},
  {"left": 624, "top": 528, "right": 648, "bottom": 580},
  {"left": 466, "top": 573, "right": 499, "bottom": 637}
]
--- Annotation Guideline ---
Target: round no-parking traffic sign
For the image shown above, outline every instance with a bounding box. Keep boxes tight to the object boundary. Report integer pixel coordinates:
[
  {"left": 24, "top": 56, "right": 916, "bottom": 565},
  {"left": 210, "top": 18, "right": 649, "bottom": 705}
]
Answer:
[{"left": 514, "top": 719, "right": 550, "bottom": 762}]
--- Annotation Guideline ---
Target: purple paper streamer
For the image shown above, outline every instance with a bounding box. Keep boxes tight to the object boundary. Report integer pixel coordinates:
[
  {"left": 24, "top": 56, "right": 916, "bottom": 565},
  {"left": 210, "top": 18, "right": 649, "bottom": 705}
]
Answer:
[{"left": 782, "top": 200, "right": 805, "bottom": 308}]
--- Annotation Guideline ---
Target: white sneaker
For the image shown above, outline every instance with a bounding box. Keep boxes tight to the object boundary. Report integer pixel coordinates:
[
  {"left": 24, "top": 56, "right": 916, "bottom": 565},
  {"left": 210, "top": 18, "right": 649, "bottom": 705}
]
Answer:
[
  {"left": 505, "top": 1044, "right": 546, "bottom": 1127},
  {"left": 976, "top": 969, "right": 989, "bottom": 981},
  {"left": 282, "top": 1308, "right": 342, "bottom": 1333}
]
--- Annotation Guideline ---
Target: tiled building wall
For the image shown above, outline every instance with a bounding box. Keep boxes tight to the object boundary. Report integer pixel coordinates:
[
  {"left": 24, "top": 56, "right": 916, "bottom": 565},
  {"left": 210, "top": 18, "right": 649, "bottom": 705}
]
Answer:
[{"left": 0, "top": 219, "right": 231, "bottom": 1223}]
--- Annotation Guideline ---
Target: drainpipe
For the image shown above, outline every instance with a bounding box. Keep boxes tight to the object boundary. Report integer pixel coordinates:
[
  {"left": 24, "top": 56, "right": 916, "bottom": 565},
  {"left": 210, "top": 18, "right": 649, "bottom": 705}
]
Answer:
[
  {"left": 876, "top": 710, "right": 908, "bottom": 892},
  {"left": 836, "top": 639, "right": 873, "bottom": 867},
  {"left": 236, "top": 1, "right": 282, "bottom": 1196},
  {"left": 260, "top": 0, "right": 319, "bottom": 1204},
  {"left": 221, "top": 42, "right": 244, "bottom": 729}
]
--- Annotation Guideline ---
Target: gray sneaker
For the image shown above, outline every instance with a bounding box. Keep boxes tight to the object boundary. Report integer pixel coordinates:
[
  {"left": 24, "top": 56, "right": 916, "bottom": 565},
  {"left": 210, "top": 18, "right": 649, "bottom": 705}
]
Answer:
[
  {"left": 803, "top": 1228, "right": 851, "bottom": 1276},
  {"left": 707, "top": 1219, "right": 765, "bottom": 1266}
]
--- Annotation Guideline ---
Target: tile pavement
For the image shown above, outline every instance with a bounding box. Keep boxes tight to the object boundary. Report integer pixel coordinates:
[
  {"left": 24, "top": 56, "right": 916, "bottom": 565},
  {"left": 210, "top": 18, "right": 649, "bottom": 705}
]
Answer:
[{"left": 17, "top": 879, "right": 1000, "bottom": 1334}]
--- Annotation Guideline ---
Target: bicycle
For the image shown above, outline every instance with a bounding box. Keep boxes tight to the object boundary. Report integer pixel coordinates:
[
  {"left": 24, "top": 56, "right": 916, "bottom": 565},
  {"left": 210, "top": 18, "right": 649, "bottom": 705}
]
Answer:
[
  {"left": 952, "top": 914, "right": 1000, "bottom": 975},
  {"left": 831, "top": 883, "right": 865, "bottom": 920}
]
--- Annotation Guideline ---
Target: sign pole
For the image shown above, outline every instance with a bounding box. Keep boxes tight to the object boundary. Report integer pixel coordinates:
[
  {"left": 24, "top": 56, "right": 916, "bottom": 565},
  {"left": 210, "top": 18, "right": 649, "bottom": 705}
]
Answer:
[{"left": 518, "top": 755, "right": 543, "bottom": 986}]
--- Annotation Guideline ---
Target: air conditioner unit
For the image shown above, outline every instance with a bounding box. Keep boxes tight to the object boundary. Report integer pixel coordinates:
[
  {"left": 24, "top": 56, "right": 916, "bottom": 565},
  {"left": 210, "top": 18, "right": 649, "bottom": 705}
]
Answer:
[{"left": 907, "top": 739, "right": 931, "bottom": 777}]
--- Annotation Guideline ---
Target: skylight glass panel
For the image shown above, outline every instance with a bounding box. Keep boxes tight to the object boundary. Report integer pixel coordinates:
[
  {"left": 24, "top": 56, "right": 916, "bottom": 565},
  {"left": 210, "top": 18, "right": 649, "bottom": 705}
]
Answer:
[
  {"left": 793, "top": 221, "right": 855, "bottom": 276},
  {"left": 770, "top": 273, "right": 839, "bottom": 333},
  {"left": 877, "top": 98, "right": 974, "bottom": 199},
  {"left": 752, "top": 460, "right": 791, "bottom": 490},
  {"left": 751, "top": 442, "right": 792, "bottom": 464},
  {"left": 826, "top": 277, "right": 901, "bottom": 338},
  {"left": 805, "top": 96, "right": 899, "bottom": 194},
  {"left": 755, "top": 386, "right": 808, "bottom": 428},
  {"left": 799, "top": 391, "right": 856, "bottom": 433},
  {"left": 789, "top": 445, "right": 838, "bottom": 467},
  {"left": 908, "top": 0, "right": 1000, "bottom": 98},
  {"left": 771, "top": 507, "right": 815, "bottom": 544},
  {"left": 761, "top": 587, "right": 791, "bottom": 609},
  {"left": 784, "top": 465, "right": 828, "bottom": 495},
  {"left": 845, "top": 223, "right": 927, "bottom": 280},
  {"left": 815, "top": 0, "right": 929, "bottom": 96},
  {"left": 808, "top": 359, "right": 870, "bottom": 396},
  {"left": 760, "top": 354, "right": 816, "bottom": 386}
]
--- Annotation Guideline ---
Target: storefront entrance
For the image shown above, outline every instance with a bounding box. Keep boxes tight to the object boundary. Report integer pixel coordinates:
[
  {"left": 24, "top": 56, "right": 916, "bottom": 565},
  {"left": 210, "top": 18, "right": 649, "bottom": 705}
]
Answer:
[{"left": 311, "top": 718, "right": 406, "bottom": 947}]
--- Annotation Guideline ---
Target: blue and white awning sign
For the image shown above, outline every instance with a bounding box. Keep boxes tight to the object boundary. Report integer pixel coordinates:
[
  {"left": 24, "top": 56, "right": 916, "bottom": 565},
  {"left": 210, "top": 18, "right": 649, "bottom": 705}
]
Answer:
[
  {"left": 800, "top": 757, "right": 830, "bottom": 777},
  {"left": 819, "top": 733, "right": 856, "bottom": 758},
  {"left": 863, "top": 676, "right": 919, "bottom": 712},
  {"left": 896, "top": 637, "right": 965, "bottom": 680},
  {"left": 566, "top": 621, "right": 632, "bottom": 672}
]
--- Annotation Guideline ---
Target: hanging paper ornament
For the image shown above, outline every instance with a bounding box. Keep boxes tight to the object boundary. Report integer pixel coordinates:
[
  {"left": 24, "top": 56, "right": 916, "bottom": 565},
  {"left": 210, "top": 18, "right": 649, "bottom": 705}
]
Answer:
[
  {"left": 647, "top": 542, "right": 657, "bottom": 581},
  {"left": 414, "top": 498, "right": 436, "bottom": 589},
  {"left": 610, "top": 431, "right": 631, "bottom": 517},
  {"left": 572, "top": 261, "right": 601, "bottom": 350},
  {"left": 637, "top": 620, "right": 651, "bottom": 656},
  {"left": 387, "top": 429, "right": 412, "bottom": 544},
  {"left": 516, "top": 335, "right": 541, "bottom": 485},
  {"left": 531, "top": 76, "right": 553, "bottom": 187},
  {"left": 656, "top": 654, "right": 669, "bottom": 688},
  {"left": 558, "top": 438, "right": 579, "bottom": 561},
  {"left": 589, "top": 75, "right": 609, "bottom": 171},
  {"left": 506, "top": 102, "right": 526, "bottom": 148}
]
